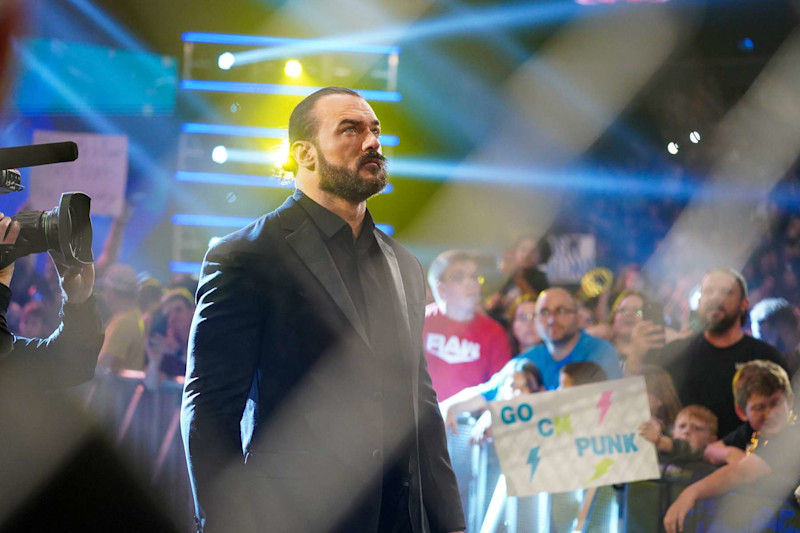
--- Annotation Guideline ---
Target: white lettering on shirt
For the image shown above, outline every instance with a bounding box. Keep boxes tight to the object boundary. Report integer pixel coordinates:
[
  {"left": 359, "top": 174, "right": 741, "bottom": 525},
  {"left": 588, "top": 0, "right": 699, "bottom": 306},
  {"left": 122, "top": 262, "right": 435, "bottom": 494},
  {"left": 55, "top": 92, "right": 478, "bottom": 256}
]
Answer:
[{"left": 426, "top": 333, "right": 481, "bottom": 364}]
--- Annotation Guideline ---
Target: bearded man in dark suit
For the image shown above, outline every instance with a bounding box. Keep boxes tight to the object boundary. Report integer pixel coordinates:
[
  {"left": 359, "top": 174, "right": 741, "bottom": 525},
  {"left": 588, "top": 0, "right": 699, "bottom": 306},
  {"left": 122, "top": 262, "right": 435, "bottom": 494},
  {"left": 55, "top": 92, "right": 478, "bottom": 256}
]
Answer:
[{"left": 181, "top": 87, "right": 465, "bottom": 533}]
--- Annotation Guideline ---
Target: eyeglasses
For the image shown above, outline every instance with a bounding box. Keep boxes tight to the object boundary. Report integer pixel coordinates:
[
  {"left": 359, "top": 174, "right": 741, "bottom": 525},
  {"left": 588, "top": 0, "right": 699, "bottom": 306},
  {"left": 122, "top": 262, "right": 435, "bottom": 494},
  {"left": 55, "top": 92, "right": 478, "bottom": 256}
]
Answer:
[
  {"left": 616, "top": 307, "right": 644, "bottom": 319},
  {"left": 514, "top": 312, "right": 537, "bottom": 322},
  {"left": 441, "top": 272, "right": 485, "bottom": 285},
  {"left": 536, "top": 307, "right": 577, "bottom": 319}
]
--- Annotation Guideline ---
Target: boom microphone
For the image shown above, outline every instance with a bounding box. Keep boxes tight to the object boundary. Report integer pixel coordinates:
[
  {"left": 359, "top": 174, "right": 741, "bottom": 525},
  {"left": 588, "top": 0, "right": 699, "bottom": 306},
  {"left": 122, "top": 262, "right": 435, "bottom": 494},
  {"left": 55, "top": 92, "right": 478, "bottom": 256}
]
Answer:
[{"left": 0, "top": 141, "right": 79, "bottom": 169}]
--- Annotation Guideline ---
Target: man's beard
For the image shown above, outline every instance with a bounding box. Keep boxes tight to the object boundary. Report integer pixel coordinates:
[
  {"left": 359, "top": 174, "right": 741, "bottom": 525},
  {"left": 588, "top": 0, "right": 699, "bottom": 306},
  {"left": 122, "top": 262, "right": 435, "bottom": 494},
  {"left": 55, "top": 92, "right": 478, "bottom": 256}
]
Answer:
[
  {"left": 317, "top": 149, "right": 388, "bottom": 203},
  {"left": 702, "top": 305, "right": 742, "bottom": 334},
  {"left": 542, "top": 326, "right": 578, "bottom": 348}
]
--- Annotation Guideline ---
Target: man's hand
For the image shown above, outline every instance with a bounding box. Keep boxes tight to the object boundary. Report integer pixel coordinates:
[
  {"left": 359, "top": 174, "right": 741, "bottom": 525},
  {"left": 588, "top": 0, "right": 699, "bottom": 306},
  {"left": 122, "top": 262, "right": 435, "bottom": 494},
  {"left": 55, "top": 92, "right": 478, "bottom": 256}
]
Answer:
[
  {"left": 663, "top": 487, "right": 697, "bottom": 533},
  {"left": 0, "top": 213, "right": 20, "bottom": 288},
  {"left": 49, "top": 251, "right": 94, "bottom": 305}
]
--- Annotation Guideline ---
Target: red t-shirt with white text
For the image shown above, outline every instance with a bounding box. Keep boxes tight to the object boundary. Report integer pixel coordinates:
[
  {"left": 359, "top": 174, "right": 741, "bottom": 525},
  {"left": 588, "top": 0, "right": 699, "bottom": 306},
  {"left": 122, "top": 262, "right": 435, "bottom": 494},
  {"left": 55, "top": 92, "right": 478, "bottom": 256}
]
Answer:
[{"left": 423, "top": 303, "right": 512, "bottom": 401}]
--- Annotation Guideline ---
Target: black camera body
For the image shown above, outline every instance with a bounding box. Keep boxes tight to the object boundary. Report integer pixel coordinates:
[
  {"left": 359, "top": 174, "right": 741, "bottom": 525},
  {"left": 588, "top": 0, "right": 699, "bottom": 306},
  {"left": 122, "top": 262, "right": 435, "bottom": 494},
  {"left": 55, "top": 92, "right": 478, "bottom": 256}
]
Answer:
[
  {"left": 0, "top": 142, "right": 93, "bottom": 269},
  {"left": 0, "top": 168, "right": 23, "bottom": 194},
  {"left": 0, "top": 192, "right": 94, "bottom": 269}
]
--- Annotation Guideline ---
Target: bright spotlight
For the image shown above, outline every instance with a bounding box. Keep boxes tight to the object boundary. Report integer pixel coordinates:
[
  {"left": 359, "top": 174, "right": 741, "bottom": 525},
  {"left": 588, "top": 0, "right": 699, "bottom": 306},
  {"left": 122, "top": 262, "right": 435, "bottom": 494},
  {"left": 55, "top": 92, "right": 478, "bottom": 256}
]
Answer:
[
  {"left": 218, "top": 52, "right": 235, "bottom": 70},
  {"left": 284, "top": 60, "right": 302, "bottom": 78},
  {"left": 667, "top": 142, "right": 679, "bottom": 155},
  {"left": 275, "top": 139, "right": 291, "bottom": 169},
  {"left": 212, "top": 145, "right": 228, "bottom": 164},
  {"left": 689, "top": 131, "right": 701, "bottom": 144}
]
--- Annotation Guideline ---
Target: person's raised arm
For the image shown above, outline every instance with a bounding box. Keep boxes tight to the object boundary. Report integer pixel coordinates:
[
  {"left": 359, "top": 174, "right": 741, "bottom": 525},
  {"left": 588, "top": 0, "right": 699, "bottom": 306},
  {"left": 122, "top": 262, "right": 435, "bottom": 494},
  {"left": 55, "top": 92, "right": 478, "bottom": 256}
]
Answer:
[{"left": 663, "top": 454, "right": 771, "bottom": 533}]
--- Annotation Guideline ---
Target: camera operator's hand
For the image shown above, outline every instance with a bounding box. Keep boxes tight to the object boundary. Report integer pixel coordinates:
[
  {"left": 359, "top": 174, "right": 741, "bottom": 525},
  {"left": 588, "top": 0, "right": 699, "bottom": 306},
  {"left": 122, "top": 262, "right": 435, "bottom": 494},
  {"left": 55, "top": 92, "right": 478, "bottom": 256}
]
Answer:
[
  {"left": 49, "top": 251, "right": 94, "bottom": 305},
  {"left": 0, "top": 212, "right": 21, "bottom": 288}
]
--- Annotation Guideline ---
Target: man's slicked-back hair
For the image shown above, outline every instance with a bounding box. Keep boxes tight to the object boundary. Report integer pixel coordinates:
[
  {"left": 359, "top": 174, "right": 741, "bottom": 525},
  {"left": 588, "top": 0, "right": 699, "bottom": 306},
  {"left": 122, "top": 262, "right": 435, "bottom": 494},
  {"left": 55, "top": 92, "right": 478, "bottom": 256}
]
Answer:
[{"left": 283, "top": 86, "right": 362, "bottom": 174}]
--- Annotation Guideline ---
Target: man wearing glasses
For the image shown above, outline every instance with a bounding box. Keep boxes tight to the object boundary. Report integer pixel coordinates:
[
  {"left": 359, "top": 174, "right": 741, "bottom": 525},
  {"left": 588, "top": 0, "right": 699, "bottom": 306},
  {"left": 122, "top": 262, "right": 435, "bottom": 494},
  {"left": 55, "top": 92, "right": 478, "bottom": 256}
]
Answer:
[
  {"left": 442, "top": 287, "right": 620, "bottom": 431},
  {"left": 424, "top": 250, "right": 512, "bottom": 402}
]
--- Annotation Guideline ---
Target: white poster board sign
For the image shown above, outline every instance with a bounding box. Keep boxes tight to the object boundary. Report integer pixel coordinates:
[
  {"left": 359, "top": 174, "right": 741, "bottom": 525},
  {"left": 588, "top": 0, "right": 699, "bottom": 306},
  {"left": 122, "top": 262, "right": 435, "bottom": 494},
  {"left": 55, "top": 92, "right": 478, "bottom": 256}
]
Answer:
[
  {"left": 29, "top": 130, "right": 128, "bottom": 216},
  {"left": 488, "top": 376, "right": 659, "bottom": 496}
]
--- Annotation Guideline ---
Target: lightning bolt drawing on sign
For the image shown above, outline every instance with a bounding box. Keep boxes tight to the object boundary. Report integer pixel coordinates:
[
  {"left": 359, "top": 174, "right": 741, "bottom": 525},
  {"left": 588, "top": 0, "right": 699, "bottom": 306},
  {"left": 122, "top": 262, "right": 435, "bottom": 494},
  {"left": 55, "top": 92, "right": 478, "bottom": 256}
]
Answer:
[
  {"left": 596, "top": 390, "right": 613, "bottom": 424},
  {"left": 527, "top": 446, "right": 541, "bottom": 480},
  {"left": 588, "top": 458, "right": 615, "bottom": 482}
]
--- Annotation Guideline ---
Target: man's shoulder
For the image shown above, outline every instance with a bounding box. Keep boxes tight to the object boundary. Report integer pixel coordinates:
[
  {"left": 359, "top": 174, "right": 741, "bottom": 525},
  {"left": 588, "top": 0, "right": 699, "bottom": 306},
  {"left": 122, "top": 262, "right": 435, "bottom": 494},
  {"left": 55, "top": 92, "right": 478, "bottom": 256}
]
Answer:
[
  {"left": 577, "top": 331, "right": 617, "bottom": 354},
  {"left": 516, "top": 344, "right": 550, "bottom": 363},
  {"left": 737, "top": 335, "right": 788, "bottom": 369},
  {"left": 207, "top": 197, "right": 296, "bottom": 259},
  {"left": 473, "top": 311, "right": 508, "bottom": 334},
  {"left": 111, "top": 309, "right": 142, "bottom": 330},
  {"left": 739, "top": 334, "right": 782, "bottom": 355},
  {"left": 662, "top": 332, "right": 700, "bottom": 357}
]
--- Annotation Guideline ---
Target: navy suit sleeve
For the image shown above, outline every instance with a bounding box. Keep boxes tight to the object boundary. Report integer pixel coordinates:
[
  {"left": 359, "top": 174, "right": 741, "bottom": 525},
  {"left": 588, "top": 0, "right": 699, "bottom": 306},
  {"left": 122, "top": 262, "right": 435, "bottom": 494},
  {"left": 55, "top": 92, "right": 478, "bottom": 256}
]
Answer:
[{"left": 181, "top": 247, "right": 266, "bottom": 531}]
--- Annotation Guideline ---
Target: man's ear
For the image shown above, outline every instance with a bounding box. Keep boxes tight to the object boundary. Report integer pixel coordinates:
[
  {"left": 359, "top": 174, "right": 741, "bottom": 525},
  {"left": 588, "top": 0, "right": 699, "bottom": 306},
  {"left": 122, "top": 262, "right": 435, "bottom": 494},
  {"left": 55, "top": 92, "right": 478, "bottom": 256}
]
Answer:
[
  {"left": 292, "top": 141, "right": 315, "bottom": 171},
  {"left": 734, "top": 404, "right": 749, "bottom": 422},
  {"left": 740, "top": 297, "right": 750, "bottom": 316}
]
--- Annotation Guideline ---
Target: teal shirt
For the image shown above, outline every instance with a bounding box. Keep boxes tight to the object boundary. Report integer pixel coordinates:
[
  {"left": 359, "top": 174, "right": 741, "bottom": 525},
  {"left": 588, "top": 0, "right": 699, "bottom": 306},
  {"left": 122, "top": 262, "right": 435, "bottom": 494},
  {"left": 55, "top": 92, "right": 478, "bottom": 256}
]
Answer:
[{"left": 479, "top": 331, "right": 621, "bottom": 399}]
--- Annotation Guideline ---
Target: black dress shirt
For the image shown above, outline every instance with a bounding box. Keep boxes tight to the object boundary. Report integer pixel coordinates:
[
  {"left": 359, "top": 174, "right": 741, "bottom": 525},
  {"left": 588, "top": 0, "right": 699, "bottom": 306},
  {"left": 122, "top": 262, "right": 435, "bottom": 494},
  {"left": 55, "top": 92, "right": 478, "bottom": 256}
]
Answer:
[{"left": 295, "top": 190, "right": 414, "bottom": 531}]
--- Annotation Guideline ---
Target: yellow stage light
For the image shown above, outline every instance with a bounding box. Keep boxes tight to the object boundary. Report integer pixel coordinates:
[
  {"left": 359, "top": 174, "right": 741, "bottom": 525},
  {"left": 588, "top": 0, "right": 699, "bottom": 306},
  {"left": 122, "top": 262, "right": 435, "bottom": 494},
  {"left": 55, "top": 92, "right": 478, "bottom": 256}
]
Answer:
[
  {"left": 275, "top": 139, "right": 291, "bottom": 170},
  {"left": 284, "top": 60, "right": 302, "bottom": 78}
]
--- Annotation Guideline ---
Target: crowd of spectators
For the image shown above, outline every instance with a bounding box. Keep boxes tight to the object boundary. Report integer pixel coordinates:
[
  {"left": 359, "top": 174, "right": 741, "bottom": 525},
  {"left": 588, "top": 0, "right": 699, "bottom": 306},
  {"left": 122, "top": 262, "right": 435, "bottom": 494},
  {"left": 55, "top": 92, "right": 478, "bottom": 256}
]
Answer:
[
  {"left": 5, "top": 165, "right": 800, "bottom": 531},
  {"left": 3, "top": 212, "right": 198, "bottom": 390},
  {"left": 428, "top": 164, "right": 800, "bottom": 531}
]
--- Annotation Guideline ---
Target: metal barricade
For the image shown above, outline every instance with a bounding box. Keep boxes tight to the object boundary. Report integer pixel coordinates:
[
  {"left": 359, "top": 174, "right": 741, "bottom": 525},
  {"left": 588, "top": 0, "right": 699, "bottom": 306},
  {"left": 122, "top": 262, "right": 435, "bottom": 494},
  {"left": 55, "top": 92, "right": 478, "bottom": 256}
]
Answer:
[
  {"left": 448, "top": 420, "right": 800, "bottom": 533},
  {"left": 80, "top": 371, "right": 194, "bottom": 532},
  {"left": 448, "top": 416, "right": 622, "bottom": 533}
]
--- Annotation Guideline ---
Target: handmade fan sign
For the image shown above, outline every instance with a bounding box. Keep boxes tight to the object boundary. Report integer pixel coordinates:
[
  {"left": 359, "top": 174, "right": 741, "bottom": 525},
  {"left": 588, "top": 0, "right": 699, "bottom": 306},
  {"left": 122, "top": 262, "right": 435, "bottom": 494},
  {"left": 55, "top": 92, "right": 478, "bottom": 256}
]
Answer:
[{"left": 489, "top": 376, "right": 660, "bottom": 496}]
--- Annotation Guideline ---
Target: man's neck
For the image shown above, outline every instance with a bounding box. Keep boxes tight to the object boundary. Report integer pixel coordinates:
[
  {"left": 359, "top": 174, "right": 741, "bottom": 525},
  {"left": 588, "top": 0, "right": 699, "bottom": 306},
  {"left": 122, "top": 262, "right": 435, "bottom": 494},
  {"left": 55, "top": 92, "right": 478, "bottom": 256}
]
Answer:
[
  {"left": 440, "top": 302, "right": 476, "bottom": 322},
  {"left": 547, "top": 331, "right": 581, "bottom": 362},
  {"left": 297, "top": 180, "right": 366, "bottom": 237},
  {"left": 704, "top": 327, "right": 744, "bottom": 348}
]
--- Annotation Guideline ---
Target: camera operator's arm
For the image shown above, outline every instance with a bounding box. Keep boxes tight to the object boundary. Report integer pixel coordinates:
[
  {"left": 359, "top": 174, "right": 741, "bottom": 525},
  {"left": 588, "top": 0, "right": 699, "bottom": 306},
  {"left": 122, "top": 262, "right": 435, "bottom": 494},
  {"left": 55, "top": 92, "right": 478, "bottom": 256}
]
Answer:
[
  {"left": 8, "top": 252, "right": 103, "bottom": 389},
  {"left": 0, "top": 214, "right": 21, "bottom": 357}
]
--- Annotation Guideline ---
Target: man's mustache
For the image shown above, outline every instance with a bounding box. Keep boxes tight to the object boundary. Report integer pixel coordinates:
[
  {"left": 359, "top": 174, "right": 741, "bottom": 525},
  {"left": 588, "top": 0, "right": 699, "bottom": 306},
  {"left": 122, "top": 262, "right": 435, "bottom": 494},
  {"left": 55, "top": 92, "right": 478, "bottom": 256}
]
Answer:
[{"left": 359, "top": 152, "right": 387, "bottom": 168}]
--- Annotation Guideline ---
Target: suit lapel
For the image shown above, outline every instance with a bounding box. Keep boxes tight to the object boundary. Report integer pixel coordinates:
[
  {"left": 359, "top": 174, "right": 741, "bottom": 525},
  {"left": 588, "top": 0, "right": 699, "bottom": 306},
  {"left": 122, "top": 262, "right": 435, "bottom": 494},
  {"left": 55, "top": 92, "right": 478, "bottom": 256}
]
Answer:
[
  {"left": 284, "top": 214, "right": 372, "bottom": 348},
  {"left": 375, "top": 232, "right": 412, "bottom": 346}
]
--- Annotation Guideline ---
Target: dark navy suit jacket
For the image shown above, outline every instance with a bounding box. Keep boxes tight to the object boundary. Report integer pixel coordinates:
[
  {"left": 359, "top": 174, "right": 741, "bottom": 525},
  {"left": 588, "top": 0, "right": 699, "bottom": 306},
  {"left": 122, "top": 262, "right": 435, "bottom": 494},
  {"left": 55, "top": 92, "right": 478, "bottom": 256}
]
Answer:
[{"left": 181, "top": 195, "right": 464, "bottom": 533}]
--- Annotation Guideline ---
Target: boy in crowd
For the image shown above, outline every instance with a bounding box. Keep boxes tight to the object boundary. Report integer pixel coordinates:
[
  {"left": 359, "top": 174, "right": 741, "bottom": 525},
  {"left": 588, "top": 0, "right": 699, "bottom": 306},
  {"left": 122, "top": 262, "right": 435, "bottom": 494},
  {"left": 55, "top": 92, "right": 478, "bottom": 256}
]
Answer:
[
  {"left": 663, "top": 360, "right": 798, "bottom": 533},
  {"left": 639, "top": 405, "right": 721, "bottom": 464},
  {"left": 700, "top": 358, "right": 792, "bottom": 465}
]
